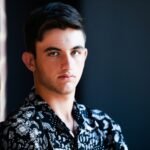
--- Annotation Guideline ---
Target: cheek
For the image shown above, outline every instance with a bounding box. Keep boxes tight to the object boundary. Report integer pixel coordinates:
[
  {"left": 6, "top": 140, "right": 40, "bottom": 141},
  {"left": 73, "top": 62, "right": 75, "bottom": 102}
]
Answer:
[
  {"left": 35, "top": 60, "right": 48, "bottom": 74},
  {"left": 37, "top": 57, "right": 57, "bottom": 68},
  {"left": 76, "top": 60, "right": 85, "bottom": 72},
  {"left": 78, "top": 57, "right": 86, "bottom": 66}
]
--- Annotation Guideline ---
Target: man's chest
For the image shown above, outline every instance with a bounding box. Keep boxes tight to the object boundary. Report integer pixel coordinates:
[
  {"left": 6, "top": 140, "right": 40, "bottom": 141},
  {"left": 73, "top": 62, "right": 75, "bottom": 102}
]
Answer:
[{"left": 41, "top": 122, "right": 105, "bottom": 150}]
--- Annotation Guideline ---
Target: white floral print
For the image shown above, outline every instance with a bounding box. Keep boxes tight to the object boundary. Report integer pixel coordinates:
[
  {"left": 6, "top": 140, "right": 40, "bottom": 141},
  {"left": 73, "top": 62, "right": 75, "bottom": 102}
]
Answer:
[{"left": 0, "top": 89, "right": 128, "bottom": 150}]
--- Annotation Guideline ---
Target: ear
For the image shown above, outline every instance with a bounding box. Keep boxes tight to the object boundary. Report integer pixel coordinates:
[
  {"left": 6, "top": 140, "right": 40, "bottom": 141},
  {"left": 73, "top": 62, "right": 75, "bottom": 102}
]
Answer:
[
  {"left": 84, "top": 48, "right": 88, "bottom": 60},
  {"left": 22, "top": 52, "right": 36, "bottom": 72}
]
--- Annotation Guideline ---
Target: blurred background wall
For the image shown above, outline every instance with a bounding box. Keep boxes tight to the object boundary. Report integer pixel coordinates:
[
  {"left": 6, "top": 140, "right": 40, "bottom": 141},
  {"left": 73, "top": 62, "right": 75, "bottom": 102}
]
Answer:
[{"left": 4, "top": 0, "right": 150, "bottom": 149}]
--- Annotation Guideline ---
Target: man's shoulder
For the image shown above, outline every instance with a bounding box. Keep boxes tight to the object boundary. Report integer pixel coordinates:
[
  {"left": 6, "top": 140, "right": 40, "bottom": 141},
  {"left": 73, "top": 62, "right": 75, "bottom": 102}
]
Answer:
[
  {"left": 77, "top": 103, "right": 112, "bottom": 121},
  {"left": 76, "top": 103, "right": 128, "bottom": 149},
  {"left": 0, "top": 101, "right": 47, "bottom": 149},
  {"left": 0, "top": 103, "right": 37, "bottom": 134},
  {"left": 76, "top": 102, "right": 122, "bottom": 132}
]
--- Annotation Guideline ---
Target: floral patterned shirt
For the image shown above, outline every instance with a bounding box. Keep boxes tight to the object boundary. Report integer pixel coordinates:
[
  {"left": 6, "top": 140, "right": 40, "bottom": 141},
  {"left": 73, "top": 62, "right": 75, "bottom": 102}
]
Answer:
[{"left": 0, "top": 89, "right": 128, "bottom": 150}]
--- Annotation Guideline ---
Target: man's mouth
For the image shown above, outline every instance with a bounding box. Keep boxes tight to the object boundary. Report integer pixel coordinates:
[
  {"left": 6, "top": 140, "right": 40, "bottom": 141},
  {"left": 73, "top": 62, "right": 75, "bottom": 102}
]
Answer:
[{"left": 58, "top": 74, "right": 76, "bottom": 80}]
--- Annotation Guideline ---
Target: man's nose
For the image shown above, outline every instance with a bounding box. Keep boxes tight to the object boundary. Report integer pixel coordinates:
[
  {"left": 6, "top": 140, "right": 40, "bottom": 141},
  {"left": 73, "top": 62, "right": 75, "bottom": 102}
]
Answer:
[{"left": 61, "top": 53, "right": 73, "bottom": 70}]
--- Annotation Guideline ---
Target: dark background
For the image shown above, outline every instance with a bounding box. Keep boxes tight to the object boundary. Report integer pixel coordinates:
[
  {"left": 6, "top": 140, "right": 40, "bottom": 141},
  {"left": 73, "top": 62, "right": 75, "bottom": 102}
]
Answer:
[{"left": 5, "top": 0, "right": 150, "bottom": 149}]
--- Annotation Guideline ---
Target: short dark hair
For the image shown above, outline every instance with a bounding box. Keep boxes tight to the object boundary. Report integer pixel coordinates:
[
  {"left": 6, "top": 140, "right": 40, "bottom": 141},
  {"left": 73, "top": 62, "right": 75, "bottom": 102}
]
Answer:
[{"left": 24, "top": 2, "right": 85, "bottom": 56}]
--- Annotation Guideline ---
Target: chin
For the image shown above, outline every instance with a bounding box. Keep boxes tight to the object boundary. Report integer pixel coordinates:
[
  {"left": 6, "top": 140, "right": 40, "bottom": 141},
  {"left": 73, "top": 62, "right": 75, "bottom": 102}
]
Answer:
[
  {"left": 60, "top": 89, "right": 75, "bottom": 95},
  {"left": 58, "top": 86, "right": 76, "bottom": 95},
  {"left": 57, "top": 82, "right": 76, "bottom": 92}
]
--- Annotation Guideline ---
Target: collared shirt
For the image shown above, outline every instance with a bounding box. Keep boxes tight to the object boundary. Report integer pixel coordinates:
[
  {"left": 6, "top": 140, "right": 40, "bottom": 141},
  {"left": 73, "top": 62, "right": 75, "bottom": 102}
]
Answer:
[{"left": 0, "top": 89, "right": 128, "bottom": 150}]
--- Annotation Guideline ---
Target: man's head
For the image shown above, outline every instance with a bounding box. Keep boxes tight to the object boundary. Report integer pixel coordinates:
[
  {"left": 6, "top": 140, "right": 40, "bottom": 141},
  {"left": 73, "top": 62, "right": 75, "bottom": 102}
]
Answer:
[
  {"left": 22, "top": 2, "right": 87, "bottom": 96},
  {"left": 25, "top": 2, "right": 85, "bottom": 56}
]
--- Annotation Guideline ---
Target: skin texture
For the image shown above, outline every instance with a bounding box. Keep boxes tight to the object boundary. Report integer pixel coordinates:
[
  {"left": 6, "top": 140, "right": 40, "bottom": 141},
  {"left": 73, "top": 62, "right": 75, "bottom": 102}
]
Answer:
[
  {"left": 22, "top": 28, "right": 87, "bottom": 130},
  {"left": 34, "top": 28, "right": 87, "bottom": 97}
]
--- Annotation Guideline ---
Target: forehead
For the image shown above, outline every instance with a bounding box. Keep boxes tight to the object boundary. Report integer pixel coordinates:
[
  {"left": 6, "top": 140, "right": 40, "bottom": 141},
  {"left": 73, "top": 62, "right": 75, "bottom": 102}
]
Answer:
[{"left": 36, "top": 28, "right": 86, "bottom": 50}]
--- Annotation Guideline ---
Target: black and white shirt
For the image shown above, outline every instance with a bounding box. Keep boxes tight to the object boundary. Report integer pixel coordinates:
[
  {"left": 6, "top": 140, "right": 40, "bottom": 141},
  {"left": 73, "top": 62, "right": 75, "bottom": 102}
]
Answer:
[{"left": 0, "top": 89, "right": 128, "bottom": 150}]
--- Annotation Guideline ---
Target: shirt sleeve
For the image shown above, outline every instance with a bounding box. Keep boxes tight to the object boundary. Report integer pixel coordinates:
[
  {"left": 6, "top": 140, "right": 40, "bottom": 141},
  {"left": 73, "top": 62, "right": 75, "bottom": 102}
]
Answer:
[
  {"left": 104, "top": 120, "right": 128, "bottom": 150},
  {"left": 91, "top": 109, "right": 128, "bottom": 150},
  {"left": 0, "top": 122, "right": 34, "bottom": 149},
  {"left": 0, "top": 121, "right": 52, "bottom": 150}
]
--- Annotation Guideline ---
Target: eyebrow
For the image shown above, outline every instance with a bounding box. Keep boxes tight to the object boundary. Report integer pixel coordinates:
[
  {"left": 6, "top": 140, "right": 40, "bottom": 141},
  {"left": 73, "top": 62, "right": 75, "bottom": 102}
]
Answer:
[
  {"left": 72, "top": 46, "right": 85, "bottom": 50},
  {"left": 44, "top": 47, "right": 61, "bottom": 52},
  {"left": 44, "top": 45, "right": 85, "bottom": 52}
]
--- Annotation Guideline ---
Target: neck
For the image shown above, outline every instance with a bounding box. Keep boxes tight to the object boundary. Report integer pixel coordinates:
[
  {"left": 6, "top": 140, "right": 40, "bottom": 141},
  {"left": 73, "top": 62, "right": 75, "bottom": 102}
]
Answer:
[{"left": 35, "top": 85, "right": 75, "bottom": 129}]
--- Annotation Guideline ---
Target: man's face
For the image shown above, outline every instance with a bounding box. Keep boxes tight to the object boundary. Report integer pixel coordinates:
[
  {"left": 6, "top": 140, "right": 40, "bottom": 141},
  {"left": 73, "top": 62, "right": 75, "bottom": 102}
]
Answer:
[{"left": 33, "top": 28, "right": 87, "bottom": 95}]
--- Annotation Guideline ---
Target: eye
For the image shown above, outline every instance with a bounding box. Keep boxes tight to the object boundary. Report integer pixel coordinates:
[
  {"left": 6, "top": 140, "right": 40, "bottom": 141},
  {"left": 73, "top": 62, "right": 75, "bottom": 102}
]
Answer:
[
  {"left": 47, "top": 51, "right": 60, "bottom": 56},
  {"left": 71, "top": 49, "right": 81, "bottom": 56}
]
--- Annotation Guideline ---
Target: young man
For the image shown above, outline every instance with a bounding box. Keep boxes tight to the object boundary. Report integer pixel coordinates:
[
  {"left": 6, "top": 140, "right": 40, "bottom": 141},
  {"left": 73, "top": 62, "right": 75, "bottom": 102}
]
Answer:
[{"left": 0, "top": 2, "right": 128, "bottom": 150}]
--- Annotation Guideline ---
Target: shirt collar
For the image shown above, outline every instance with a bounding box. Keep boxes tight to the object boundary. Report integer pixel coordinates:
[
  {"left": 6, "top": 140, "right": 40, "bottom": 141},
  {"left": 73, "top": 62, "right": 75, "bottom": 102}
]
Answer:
[{"left": 25, "top": 88, "right": 98, "bottom": 132}]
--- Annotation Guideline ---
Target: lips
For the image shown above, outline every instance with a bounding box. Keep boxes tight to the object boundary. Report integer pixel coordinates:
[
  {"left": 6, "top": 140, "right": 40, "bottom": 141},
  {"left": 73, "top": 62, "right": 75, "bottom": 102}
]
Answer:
[{"left": 58, "top": 74, "right": 76, "bottom": 80}]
